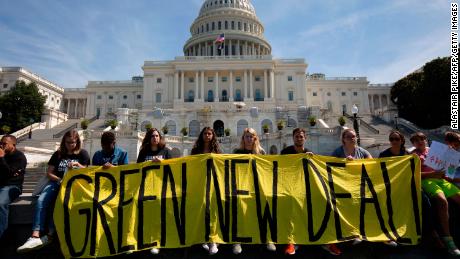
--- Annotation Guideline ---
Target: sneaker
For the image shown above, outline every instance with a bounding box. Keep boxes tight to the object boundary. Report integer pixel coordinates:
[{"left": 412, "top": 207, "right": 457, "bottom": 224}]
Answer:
[
  {"left": 209, "top": 243, "right": 218, "bottom": 255},
  {"left": 442, "top": 236, "right": 460, "bottom": 256},
  {"left": 384, "top": 241, "right": 398, "bottom": 247},
  {"left": 322, "top": 244, "right": 342, "bottom": 256},
  {"left": 126, "top": 250, "right": 133, "bottom": 254},
  {"left": 202, "top": 243, "right": 209, "bottom": 251},
  {"left": 352, "top": 238, "right": 362, "bottom": 245},
  {"left": 284, "top": 244, "right": 295, "bottom": 255},
  {"left": 150, "top": 248, "right": 160, "bottom": 255},
  {"left": 17, "top": 236, "right": 50, "bottom": 253},
  {"left": 232, "top": 244, "right": 242, "bottom": 255},
  {"left": 266, "top": 243, "right": 276, "bottom": 252}
]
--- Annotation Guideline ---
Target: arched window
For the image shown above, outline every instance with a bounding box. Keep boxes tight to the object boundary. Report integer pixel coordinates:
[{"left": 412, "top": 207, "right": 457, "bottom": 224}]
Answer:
[
  {"left": 188, "top": 90, "right": 195, "bottom": 102},
  {"left": 218, "top": 21, "right": 221, "bottom": 30},
  {"left": 225, "top": 21, "right": 228, "bottom": 29},
  {"left": 235, "top": 89, "right": 242, "bottom": 101},
  {"left": 212, "top": 22, "right": 215, "bottom": 31},
  {"left": 237, "top": 119, "right": 248, "bottom": 136},
  {"left": 189, "top": 120, "right": 200, "bottom": 137},
  {"left": 207, "top": 90, "right": 214, "bottom": 102},
  {"left": 231, "top": 21, "right": 235, "bottom": 30},
  {"left": 166, "top": 120, "right": 177, "bottom": 136},
  {"left": 221, "top": 90, "right": 228, "bottom": 102}
]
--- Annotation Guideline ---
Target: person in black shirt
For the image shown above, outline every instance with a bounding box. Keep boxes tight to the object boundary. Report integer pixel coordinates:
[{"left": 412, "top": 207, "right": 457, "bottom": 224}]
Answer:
[
  {"left": 137, "top": 128, "right": 172, "bottom": 164},
  {"left": 378, "top": 130, "right": 408, "bottom": 158},
  {"left": 233, "top": 127, "right": 265, "bottom": 155},
  {"left": 281, "top": 128, "right": 311, "bottom": 155},
  {"left": 191, "top": 127, "right": 221, "bottom": 155},
  {"left": 17, "top": 129, "right": 89, "bottom": 253},
  {"left": 0, "top": 135, "right": 27, "bottom": 238}
]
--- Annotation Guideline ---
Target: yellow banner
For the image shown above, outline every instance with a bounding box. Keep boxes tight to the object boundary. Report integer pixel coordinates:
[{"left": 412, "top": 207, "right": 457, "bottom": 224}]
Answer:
[{"left": 54, "top": 154, "right": 422, "bottom": 258}]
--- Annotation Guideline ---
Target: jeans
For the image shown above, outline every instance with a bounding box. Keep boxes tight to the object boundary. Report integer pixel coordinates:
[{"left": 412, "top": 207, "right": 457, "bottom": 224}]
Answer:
[
  {"left": 32, "top": 181, "right": 60, "bottom": 234},
  {"left": 0, "top": 185, "right": 21, "bottom": 237}
]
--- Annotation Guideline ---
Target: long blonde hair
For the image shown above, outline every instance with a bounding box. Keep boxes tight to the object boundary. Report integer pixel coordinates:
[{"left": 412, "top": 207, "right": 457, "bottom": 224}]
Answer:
[{"left": 239, "top": 128, "right": 264, "bottom": 154}]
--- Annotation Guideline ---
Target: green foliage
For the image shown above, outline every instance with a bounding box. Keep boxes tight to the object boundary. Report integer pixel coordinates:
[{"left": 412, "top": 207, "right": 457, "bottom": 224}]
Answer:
[
  {"left": 145, "top": 123, "right": 153, "bottom": 131},
  {"left": 308, "top": 116, "right": 316, "bottom": 126},
  {"left": 180, "top": 127, "right": 188, "bottom": 136},
  {"left": 224, "top": 128, "right": 231, "bottom": 136},
  {"left": 277, "top": 120, "right": 285, "bottom": 129},
  {"left": 0, "top": 81, "right": 46, "bottom": 132},
  {"left": 106, "top": 119, "right": 118, "bottom": 129},
  {"left": 262, "top": 124, "right": 269, "bottom": 131},
  {"left": 391, "top": 57, "right": 450, "bottom": 129},
  {"left": 1, "top": 125, "right": 11, "bottom": 134},
  {"left": 338, "top": 116, "right": 346, "bottom": 126},
  {"left": 80, "top": 119, "right": 90, "bottom": 129},
  {"left": 162, "top": 125, "right": 169, "bottom": 134}
]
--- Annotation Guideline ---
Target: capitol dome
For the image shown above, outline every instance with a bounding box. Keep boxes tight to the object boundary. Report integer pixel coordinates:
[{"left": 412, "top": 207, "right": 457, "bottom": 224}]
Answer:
[{"left": 183, "top": 0, "right": 271, "bottom": 57}]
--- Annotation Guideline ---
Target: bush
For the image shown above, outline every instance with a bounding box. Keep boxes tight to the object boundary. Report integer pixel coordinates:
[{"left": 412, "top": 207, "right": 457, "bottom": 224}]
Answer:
[
  {"left": 180, "top": 127, "right": 188, "bottom": 136},
  {"left": 308, "top": 116, "right": 316, "bottom": 126},
  {"left": 81, "top": 119, "right": 89, "bottom": 129},
  {"left": 338, "top": 116, "right": 346, "bottom": 126}
]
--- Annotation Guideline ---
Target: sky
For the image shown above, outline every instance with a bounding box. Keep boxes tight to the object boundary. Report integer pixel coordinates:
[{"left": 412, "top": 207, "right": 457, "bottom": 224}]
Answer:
[{"left": 0, "top": 0, "right": 451, "bottom": 88}]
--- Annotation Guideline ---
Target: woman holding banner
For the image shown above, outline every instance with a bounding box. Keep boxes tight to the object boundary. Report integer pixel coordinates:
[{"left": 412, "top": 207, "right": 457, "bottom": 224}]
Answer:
[
  {"left": 379, "top": 130, "right": 408, "bottom": 158},
  {"left": 231, "top": 128, "right": 273, "bottom": 254},
  {"left": 411, "top": 132, "right": 460, "bottom": 256},
  {"left": 137, "top": 128, "right": 172, "bottom": 163},
  {"left": 137, "top": 128, "right": 173, "bottom": 255},
  {"left": 192, "top": 127, "right": 222, "bottom": 255},
  {"left": 17, "top": 129, "right": 90, "bottom": 253}
]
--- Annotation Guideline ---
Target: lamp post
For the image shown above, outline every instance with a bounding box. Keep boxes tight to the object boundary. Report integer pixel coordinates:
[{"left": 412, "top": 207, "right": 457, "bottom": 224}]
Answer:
[
  {"left": 28, "top": 118, "right": 34, "bottom": 139},
  {"left": 394, "top": 115, "right": 399, "bottom": 130},
  {"left": 352, "top": 104, "right": 360, "bottom": 146}
]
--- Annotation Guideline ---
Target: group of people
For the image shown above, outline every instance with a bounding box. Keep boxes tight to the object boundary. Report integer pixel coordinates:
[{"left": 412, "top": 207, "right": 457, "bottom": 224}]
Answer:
[{"left": 0, "top": 126, "right": 459, "bottom": 256}]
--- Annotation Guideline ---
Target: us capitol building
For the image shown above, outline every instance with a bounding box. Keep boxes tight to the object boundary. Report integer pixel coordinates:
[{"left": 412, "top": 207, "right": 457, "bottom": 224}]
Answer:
[{"left": 1, "top": 0, "right": 394, "bottom": 156}]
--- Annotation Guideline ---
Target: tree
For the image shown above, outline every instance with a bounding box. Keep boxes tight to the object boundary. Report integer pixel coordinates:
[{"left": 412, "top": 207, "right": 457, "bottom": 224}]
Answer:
[
  {"left": 0, "top": 81, "right": 46, "bottom": 133},
  {"left": 391, "top": 57, "right": 450, "bottom": 129}
]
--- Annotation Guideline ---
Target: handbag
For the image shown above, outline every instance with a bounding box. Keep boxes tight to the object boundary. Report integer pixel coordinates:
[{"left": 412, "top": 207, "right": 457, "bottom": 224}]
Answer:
[{"left": 32, "top": 175, "right": 51, "bottom": 196}]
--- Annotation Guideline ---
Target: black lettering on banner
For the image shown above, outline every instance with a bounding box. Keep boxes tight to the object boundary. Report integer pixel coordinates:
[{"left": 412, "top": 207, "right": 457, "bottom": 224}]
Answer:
[
  {"left": 117, "top": 169, "right": 139, "bottom": 252},
  {"left": 326, "top": 162, "right": 355, "bottom": 241},
  {"left": 303, "top": 159, "right": 332, "bottom": 241},
  {"left": 380, "top": 162, "right": 411, "bottom": 243},
  {"left": 138, "top": 165, "right": 159, "bottom": 250},
  {"left": 251, "top": 160, "right": 277, "bottom": 243},
  {"left": 90, "top": 173, "right": 117, "bottom": 256},
  {"left": 410, "top": 158, "right": 421, "bottom": 235},
  {"left": 231, "top": 159, "right": 252, "bottom": 243},
  {"left": 205, "top": 159, "right": 230, "bottom": 242},
  {"left": 160, "top": 163, "right": 187, "bottom": 246},
  {"left": 63, "top": 175, "right": 93, "bottom": 257},
  {"left": 359, "top": 164, "right": 393, "bottom": 240}
]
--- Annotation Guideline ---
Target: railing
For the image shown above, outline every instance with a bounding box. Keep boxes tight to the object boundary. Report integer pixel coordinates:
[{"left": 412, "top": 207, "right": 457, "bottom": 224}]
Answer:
[
  {"left": 344, "top": 113, "right": 379, "bottom": 134},
  {"left": 87, "top": 115, "right": 98, "bottom": 124},
  {"left": 174, "top": 55, "right": 273, "bottom": 61},
  {"left": 368, "top": 83, "right": 394, "bottom": 88},
  {"left": 11, "top": 122, "right": 47, "bottom": 143},
  {"left": 53, "top": 123, "right": 78, "bottom": 139},
  {"left": 307, "top": 76, "right": 367, "bottom": 81}
]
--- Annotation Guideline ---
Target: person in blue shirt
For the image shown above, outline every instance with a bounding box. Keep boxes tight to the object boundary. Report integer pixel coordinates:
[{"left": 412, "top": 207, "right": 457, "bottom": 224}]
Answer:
[{"left": 92, "top": 131, "right": 128, "bottom": 169}]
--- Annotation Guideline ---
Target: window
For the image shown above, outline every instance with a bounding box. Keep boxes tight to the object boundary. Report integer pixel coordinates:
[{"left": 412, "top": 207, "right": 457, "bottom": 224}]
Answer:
[
  {"left": 122, "top": 104, "right": 127, "bottom": 108},
  {"left": 123, "top": 95, "right": 127, "bottom": 100},
  {"left": 222, "top": 77, "right": 227, "bottom": 82},
  {"left": 212, "top": 22, "right": 215, "bottom": 31},
  {"left": 208, "top": 77, "right": 214, "bottom": 83},
  {"left": 341, "top": 92, "right": 346, "bottom": 96},
  {"left": 225, "top": 21, "right": 228, "bottom": 29},
  {"left": 238, "top": 22, "right": 241, "bottom": 30},
  {"left": 235, "top": 76, "right": 241, "bottom": 82},
  {"left": 255, "top": 89, "right": 263, "bottom": 101},
  {"left": 288, "top": 91, "right": 294, "bottom": 101},
  {"left": 313, "top": 92, "right": 317, "bottom": 97},
  {"left": 235, "top": 89, "right": 242, "bottom": 101},
  {"left": 155, "top": 93, "right": 161, "bottom": 103},
  {"left": 109, "top": 95, "right": 114, "bottom": 100},
  {"left": 156, "top": 78, "right": 162, "bottom": 83},
  {"left": 207, "top": 90, "right": 214, "bottom": 102},
  {"left": 327, "top": 92, "right": 331, "bottom": 96},
  {"left": 231, "top": 21, "right": 235, "bottom": 30},
  {"left": 353, "top": 92, "right": 358, "bottom": 96},
  {"left": 218, "top": 21, "right": 221, "bottom": 30},
  {"left": 189, "top": 77, "right": 194, "bottom": 83},
  {"left": 137, "top": 94, "right": 142, "bottom": 99},
  {"left": 244, "top": 23, "right": 247, "bottom": 31},
  {"left": 3, "top": 84, "right": 7, "bottom": 88},
  {"left": 287, "top": 76, "right": 293, "bottom": 81},
  {"left": 206, "top": 23, "right": 209, "bottom": 32},
  {"left": 97, "top": 95, "right": 102, "bottom": 100},
  {"left": 255, "top": 76, "right": 261, "bottom": 82}
]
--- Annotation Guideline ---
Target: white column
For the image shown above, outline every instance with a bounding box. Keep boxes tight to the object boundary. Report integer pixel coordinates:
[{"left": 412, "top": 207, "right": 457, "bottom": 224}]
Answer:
[
  {"left": 386, "top": 95, "right": 390, "bottom": 110},
  {"left": 378, "top": 95, "right": 383, "bottom": 113},
  {"left": 201, "top": 71, "right": 205, "bottom": 101},
  {"left": 85, "top": 96, "right": 91, "bottom": 118},
  {"left": 229, "top": 71, "right": 234, "bottom": 101},
  {"left": 229, "top": 40, "right": 232, "bottom": 56},
  {"left": 74, "top": 99, "right": 78, "bottom": 119},
  {"left": 369, "top": 95, "right": 374, "bottom": 114},
  {"left": 181, "top": 71, "right": 185, "bottom": 101},
  {"left": 214, "top": 71, "right": 219, "bottom": 102},
  {"left": 245, "top": 41, "right": 248, "bottom": 55},
  {"left": 244, "top": 70, "right": 248, "bottom": 100},
  {"left": 270, "top": 70, "right": 275, "bottom": 100},
  {"left": 249, "top": 70, "right": 253, "bottom": 100},
  {"left": 66, "top": 99, "right": 71, "bottom": 115},
  {"left": 252, "top": 43, "right": 255, "bottom": 56},
  {"left": 195, "top": 71, "right": 199, "bottom": 102},
  {"left": 237, "top": 40, "right": 240, "bottom": 56},
  {"left": 174, "top": 72, "right": 179, "bottom": 100},
  {"left": 213, "top": 42, "right": 217, "bottom": 56},
  {"left": 264, "top": 70, "right": 268, "bottom": 99}
]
